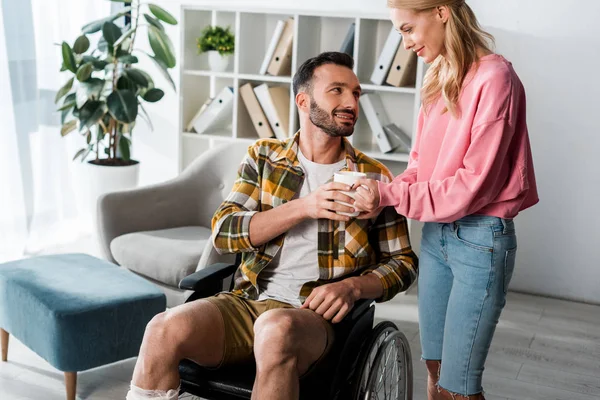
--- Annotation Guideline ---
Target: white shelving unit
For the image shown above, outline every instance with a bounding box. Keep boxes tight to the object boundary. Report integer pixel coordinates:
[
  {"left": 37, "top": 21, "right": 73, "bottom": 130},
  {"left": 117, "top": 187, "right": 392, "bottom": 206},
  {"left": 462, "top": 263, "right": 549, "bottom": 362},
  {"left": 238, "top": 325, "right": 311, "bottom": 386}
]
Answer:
[{"left": 177, "top": 6, "right": 425, "bottom": 175}]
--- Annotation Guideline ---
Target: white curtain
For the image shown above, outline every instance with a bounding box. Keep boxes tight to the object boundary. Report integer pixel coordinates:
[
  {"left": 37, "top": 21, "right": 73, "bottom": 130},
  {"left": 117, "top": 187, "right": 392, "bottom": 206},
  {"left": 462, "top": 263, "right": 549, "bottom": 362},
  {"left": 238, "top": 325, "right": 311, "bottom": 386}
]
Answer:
[{"left": 0, "top": 0, "right": 111, "bottom": 261}]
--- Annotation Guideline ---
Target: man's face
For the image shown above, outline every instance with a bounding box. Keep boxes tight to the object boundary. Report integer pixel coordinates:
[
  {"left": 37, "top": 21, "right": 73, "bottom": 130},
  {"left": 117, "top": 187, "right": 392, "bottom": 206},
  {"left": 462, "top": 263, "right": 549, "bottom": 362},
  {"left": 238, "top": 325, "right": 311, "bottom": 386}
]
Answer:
[{"left": 306, "top": 64, "right": 362, "bottom": 138}]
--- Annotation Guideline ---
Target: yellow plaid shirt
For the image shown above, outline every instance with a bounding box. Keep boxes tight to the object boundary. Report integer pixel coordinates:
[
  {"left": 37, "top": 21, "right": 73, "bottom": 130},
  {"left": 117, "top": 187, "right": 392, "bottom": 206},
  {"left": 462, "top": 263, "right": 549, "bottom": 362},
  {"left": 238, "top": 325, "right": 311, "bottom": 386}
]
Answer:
[{"left": 212, "top": 132, "right": 418, "bottom": 303}]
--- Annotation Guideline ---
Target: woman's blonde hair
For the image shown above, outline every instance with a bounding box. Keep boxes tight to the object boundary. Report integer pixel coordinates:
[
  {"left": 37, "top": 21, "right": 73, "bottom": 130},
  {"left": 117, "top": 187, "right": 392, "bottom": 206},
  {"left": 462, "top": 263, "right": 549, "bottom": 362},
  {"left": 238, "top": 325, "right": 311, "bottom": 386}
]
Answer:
[{"left": 388, "top": 0, "right": 494, "bottom": 116}]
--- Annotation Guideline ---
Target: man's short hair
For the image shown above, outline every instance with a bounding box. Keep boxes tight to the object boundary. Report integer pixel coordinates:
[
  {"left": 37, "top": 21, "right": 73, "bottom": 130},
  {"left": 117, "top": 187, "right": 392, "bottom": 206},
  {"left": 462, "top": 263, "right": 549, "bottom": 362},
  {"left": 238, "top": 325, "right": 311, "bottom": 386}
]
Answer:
[{"left": 292, "top": 51, "right": 354, "bottom": 97}]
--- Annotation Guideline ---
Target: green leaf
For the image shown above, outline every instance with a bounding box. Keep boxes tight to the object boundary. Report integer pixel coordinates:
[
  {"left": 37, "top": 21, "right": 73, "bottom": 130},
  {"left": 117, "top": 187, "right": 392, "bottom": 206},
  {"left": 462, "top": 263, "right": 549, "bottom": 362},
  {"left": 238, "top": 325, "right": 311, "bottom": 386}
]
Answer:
[
  {"left": 142, "top": 88, "right": 164, "bottom": 102},
  {"left": 61, "top": 42, "right": 77, "bottom": 73},
  {"left": 117, "top": 76, "right": 136, "bottom": 91},
  {"left": 76, "top": 78, "right": 105, "bottom": 108},
  {"left": 98, "top": 37, "right": 108, "bottom": 52},
  {"left": 102, "top": 21, "right": 123, "bottom": 46},
  {"left": 79, "top": 101, "right": 107, "bottom": 130},
  {"left": 81, "top": 7, "right": 132, "bottom": 34},
  {"left": 148, "top": 26, "right": 176, "bottom": 68},
  {"left": 61, "top": 108, "right": 71, "bottom": 125},
  {"left": 82, "top": 56, "right": 109, "bottom": 71},
  {"left": 61, "top": 120, "right": 78, "bottom": 136},
  {"left": 137, "top": 69, "right": 154, "bottom": 89},
  {"left": 114, "top": 27, "right": 136, "bottom": 49},
  {"left": 55, "top": 77, "right": 74, "bottom": 104},
  {"left": 118, "top": 54, "right": 138, "bottom": 64},
  {"left": 107, "top": 90, "right": 138, "bottom": 123},
  {"left": 86, "top": 131, "right": 92, "bottom": 144},
  {"left": 73, "top": 35, "right": 90, "bottom": 54},
  {"left": 144, "top": 53, "right": 175, "bottom": 91},
  {"left": 119, "top": 134, "right": 131, "bottom": 161},
  {"left": 148, "top": 4, "right": 177, "bottom": 25},
  {"left": 143, "top": 14, "right": 164, "bottom": 31},
  {"left": 72, "top": 148, "right": 86, "bottom": 161},
  {"left": 125, "top": 68, "right": 149, "bottom": 87},
  {"left": 76, "top": 62, "right": 93, "bottom": 82},
  {"left": 57, "top": 101, "right": 76, "bottom": 112}
]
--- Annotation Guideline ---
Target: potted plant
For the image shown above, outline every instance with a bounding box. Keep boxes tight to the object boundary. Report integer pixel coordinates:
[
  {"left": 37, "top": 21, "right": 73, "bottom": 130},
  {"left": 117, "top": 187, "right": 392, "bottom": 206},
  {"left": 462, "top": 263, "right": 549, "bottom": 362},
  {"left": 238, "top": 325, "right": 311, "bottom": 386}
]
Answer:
[
  {"left": 55, "top": 0, "right": 177, "bottom": 208},
  {"left": 197, "top": 25, "right": 234, "bottom": 72}
]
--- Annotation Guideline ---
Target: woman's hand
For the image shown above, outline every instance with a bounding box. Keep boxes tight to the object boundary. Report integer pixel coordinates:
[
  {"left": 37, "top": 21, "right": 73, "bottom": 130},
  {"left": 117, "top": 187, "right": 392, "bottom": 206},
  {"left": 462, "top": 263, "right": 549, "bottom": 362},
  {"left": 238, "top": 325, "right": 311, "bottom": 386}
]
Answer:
[{"left": 352, "top": 178, "right": 381, "bottom": 218}]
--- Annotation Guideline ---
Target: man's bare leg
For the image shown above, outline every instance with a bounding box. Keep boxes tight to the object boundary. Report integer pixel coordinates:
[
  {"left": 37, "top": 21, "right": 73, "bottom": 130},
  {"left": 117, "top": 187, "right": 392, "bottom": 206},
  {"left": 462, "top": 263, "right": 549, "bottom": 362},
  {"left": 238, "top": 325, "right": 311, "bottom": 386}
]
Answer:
[
  {"left": 251, "top": 308, "right": 331, "bottom": 400},
  {"left": 127, "top": 299, "right": 225, "bottom": 398}
]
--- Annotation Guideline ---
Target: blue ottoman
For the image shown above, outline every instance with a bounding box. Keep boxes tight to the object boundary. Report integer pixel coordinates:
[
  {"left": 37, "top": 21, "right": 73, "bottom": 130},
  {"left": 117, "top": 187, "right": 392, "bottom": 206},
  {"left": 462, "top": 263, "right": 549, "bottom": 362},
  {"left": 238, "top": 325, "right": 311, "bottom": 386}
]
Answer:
[{"left": 0, "top": 253, "right": 166, "bottom": 400}]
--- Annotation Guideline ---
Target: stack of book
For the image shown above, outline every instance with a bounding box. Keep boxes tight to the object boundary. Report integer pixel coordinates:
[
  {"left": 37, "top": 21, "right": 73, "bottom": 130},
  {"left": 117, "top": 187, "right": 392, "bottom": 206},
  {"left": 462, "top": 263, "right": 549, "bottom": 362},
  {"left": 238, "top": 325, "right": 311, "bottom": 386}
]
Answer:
[
  {"left": 240, "top": 82, "right": 290, "bottom": 140},
  {"left": 370, "top": 27, "right": 418, "bottom": 88},
  {"left": 259, "top": 17, "right": 295, "bottom": 76},
  {"left": 360, "top": 92, "right": 412, "bottom": 154}
]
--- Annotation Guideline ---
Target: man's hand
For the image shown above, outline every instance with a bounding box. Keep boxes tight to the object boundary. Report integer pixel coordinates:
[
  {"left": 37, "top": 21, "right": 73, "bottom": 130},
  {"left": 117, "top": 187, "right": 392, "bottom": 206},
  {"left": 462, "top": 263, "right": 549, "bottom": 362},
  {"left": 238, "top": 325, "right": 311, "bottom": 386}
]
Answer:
[
  {"left": 300, "top": 182, "right": 357, "bottom": 222},
  {"left": 352, "top": 178, "right": 381, "bottom": 216},
  {"left": 301, "top": 280, "right": 360, "bottom": 323}
]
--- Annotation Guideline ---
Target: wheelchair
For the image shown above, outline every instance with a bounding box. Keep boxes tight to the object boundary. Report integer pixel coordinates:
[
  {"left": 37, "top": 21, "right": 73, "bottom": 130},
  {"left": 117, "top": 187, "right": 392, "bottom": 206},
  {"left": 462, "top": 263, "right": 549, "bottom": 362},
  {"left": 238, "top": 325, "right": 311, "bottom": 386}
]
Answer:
[{"left": 177, "top": 259, "right": 413, "bottom": 400}]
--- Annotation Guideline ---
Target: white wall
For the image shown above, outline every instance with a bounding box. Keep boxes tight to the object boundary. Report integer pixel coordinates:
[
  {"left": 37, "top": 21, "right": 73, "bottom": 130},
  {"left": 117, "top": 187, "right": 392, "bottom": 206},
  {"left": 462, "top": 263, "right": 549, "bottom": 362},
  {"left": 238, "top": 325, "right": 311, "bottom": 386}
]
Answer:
[{"left": 134, "top": 0, "right": 600, "bottom": 304}]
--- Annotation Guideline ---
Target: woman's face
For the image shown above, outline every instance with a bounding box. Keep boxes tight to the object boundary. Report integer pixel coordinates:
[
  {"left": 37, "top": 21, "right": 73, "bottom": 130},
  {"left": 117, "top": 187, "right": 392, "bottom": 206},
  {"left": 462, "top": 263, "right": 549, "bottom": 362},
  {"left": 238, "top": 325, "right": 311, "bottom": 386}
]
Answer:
[{"left": 389, "top": 7, "right": 448, "bottom": 64}]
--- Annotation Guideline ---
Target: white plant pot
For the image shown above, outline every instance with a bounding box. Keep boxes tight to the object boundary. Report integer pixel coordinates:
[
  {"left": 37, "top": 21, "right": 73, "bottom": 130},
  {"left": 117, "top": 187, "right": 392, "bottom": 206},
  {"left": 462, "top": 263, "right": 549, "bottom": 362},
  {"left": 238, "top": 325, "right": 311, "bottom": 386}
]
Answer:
[
  {"left": 76, "top": 161, "right": 140, "bottom": 231},
  {"left": 208, "top": 50, "right": 230, "bottom": 72}
]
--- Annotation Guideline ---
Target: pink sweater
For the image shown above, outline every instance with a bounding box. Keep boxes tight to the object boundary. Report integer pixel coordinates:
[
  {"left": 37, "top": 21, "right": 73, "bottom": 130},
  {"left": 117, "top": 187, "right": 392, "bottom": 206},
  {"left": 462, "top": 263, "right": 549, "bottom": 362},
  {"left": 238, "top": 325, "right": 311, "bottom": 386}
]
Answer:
[{"left": 378, "top": 54, "right": 539, "bottom": 223}]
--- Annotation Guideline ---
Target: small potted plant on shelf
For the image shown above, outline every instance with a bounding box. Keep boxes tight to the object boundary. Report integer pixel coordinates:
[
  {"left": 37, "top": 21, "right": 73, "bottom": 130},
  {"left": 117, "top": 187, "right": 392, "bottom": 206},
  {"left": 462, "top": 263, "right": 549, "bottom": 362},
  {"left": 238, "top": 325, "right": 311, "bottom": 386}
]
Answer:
[
  {"left": 197, "top": 25, "right": 235, "bottom": 72},
  {"left": 55, "top": 0, "right": 177, "bottom": 203}
]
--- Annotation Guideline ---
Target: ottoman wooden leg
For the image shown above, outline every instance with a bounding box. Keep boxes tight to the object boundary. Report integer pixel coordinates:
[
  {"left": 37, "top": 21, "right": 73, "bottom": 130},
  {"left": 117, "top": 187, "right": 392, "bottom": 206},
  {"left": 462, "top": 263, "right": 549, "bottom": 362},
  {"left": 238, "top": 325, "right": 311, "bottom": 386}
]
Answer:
[
  {"left": 1, "top": 328, "right": 8, "bottom": 362},
  {"left": 64, "top": 371, "right": 77, "bottom": 400}
]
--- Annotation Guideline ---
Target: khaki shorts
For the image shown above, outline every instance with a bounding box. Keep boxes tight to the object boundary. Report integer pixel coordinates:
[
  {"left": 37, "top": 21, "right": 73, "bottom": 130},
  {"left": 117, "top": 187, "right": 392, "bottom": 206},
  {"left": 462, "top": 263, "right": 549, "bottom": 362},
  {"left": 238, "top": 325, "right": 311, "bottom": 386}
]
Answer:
[{"left": 204, "top": 292, "right": 335, "bottom": 369}]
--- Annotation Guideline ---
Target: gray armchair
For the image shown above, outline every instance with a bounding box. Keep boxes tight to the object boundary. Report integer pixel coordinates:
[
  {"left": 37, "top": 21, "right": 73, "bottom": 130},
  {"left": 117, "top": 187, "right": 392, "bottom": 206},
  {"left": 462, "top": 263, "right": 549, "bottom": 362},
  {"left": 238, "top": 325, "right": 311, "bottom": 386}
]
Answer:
[{"left": 97, "top": 142, "right": 250, "bottom": 307}]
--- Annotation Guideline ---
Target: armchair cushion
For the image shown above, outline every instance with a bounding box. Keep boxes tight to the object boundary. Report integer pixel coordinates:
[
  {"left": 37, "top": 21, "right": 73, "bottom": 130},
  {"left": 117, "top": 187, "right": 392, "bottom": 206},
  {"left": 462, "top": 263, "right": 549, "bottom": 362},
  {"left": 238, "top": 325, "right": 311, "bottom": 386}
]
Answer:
[{"left": 111, "top": 226, "right": 212, "bottom": 287}]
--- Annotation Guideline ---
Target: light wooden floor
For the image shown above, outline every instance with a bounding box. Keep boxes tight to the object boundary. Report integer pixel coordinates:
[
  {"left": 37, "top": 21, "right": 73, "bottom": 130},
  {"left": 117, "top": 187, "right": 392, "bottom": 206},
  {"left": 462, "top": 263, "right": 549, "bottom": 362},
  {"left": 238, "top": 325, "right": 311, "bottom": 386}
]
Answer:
[{"left": 1, "top": 289, "right": 599, "bottom": 400}]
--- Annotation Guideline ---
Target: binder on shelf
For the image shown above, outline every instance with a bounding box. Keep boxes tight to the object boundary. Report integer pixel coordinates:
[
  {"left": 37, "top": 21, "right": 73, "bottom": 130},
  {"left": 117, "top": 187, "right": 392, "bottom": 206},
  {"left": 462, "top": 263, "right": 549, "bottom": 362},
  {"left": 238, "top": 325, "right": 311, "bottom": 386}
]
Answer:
[
  {"left": 370, "top": 27, "right": 402, "bottom": 85},
  {"left": 339, "top": 22, "right": 355, "bottom": 57},
  {"left": 360, "top": 92, "right": 404, "bottom": 153},
  {"left": 383, "top": 123, "right": 411, "bottom": 153},
  {"left": 185, "top": 97, "right": 213, "bottom": 132},
  {"left": 259, "top": 19, "right": 286, "bottom": 75},
  {"left": 239, "top": 83, "right": 275, "bottom": 139},
  {"left": 190, "top": 86, "right": 234, "bottom": 135},
  {"left": 253, "top": 83, "right": 290, "bottom": 141},
  {"left": 266, "top": 17, "right": 294, "bottom": 76},
  {"left": 385, "top": 45, "right": 417, "bottom": 87}
]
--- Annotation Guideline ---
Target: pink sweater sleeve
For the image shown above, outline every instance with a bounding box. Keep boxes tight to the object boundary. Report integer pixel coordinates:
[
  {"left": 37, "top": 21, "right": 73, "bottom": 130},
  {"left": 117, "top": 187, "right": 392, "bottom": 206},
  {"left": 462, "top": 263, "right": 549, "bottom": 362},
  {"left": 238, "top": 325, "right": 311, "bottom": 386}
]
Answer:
[{"left": 379, "top": 117, "right": 517, "bottom": 222}]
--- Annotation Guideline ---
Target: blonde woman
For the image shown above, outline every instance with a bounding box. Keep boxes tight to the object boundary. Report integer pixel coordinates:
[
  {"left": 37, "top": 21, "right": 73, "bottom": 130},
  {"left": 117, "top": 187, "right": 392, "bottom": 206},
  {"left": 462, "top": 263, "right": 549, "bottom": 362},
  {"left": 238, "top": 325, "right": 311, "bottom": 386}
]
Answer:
[{"left": 352, "top": 1, "right": 539, "bottom": 399}]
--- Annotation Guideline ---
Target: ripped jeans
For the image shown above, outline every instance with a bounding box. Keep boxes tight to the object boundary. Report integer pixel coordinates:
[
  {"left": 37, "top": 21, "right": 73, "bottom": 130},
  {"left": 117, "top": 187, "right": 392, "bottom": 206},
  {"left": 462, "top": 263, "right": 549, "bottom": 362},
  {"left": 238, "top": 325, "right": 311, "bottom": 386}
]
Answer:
[{"left": 418, "top": 215, "right": 517, "bottom": 396}]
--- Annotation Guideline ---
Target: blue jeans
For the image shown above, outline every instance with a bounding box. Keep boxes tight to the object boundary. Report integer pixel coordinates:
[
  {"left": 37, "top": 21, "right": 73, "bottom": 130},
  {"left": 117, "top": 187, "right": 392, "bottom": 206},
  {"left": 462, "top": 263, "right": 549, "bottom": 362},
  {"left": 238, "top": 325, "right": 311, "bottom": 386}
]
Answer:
[{"left": 418, "top": 215, "right": 517, "bottom": 396}]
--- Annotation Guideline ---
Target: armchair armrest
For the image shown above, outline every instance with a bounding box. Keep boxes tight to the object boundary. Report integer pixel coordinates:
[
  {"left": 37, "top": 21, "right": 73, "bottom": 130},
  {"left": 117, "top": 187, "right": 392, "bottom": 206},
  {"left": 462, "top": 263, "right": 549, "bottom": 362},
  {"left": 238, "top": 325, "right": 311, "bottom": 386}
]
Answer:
[{"left": 179, "top": 262, "right": 238, "bottom": 292}]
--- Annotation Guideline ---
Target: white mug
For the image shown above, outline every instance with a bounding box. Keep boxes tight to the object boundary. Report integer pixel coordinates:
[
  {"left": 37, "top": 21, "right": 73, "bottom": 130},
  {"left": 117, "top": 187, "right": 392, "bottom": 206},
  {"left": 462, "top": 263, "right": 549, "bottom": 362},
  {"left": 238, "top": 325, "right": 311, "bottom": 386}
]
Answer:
[{"left": 333, "top": 171, "right": 367, "bottom": 217}]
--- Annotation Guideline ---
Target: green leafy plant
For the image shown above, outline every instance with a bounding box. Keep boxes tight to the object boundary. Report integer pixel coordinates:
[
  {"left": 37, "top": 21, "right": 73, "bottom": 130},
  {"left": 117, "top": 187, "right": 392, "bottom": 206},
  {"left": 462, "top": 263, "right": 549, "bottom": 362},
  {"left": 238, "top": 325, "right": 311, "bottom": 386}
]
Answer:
[
  {"left": 55, "top": 0, "right": 178, "bottom": 166},
  {"left": 196, "top": 26, "right": 235, "bottom": 56}
]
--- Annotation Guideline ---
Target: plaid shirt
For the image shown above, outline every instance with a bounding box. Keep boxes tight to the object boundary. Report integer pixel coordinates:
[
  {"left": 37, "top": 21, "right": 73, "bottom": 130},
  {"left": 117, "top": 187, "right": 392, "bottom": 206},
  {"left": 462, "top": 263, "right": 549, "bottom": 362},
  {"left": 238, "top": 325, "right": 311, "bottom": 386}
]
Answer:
[{"left": 212, "top": 132, "right": 418, "bottom": 303}]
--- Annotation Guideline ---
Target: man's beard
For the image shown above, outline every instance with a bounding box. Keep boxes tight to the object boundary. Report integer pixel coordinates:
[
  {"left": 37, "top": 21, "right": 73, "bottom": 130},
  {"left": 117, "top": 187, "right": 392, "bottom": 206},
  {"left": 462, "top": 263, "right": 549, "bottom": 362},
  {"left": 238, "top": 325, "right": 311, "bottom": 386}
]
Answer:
[{"left": 308, "top": 99, "right": 355, "bottom": 138}]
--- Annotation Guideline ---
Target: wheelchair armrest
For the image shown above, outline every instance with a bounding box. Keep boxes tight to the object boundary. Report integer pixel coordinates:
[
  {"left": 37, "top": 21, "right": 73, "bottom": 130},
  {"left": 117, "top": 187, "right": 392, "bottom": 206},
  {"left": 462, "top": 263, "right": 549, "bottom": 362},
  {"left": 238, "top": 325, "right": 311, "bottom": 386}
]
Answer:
[
  {"left": 345, "top": 298, "right": 375, "bottom": 322},
  {"left": 179, "top": 262, "right": 238, "bottom": 291}
]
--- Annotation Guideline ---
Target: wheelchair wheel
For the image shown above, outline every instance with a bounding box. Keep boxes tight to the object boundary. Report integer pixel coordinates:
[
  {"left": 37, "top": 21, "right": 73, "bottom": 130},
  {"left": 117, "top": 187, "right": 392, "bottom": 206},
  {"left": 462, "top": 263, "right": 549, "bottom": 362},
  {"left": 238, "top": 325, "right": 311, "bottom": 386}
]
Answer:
[{"left": 352, "top": 321, "right": 413, "bottom": 400}]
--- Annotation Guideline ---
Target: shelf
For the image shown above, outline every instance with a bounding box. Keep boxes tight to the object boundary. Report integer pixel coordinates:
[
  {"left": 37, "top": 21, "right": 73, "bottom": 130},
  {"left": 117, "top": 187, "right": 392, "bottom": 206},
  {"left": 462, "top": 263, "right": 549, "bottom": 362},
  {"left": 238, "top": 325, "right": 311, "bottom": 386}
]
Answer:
[
  {"left": 355, "top": 141, "right": 410, "bottom": 162},
  {"left": 183, "top": 70, "right": 236, "bottom": 79},
  {"left": 178, "top": 7, "right": 425, "bottom": 171},
  {"left": 360, "top": 83, "right": 417, "bottom": 95},
  {"left": 182, "top": 132, "right": 257, "bottom": 144},
  {"left": 237, "top": 73, "right": 292, "bottom": 83}
]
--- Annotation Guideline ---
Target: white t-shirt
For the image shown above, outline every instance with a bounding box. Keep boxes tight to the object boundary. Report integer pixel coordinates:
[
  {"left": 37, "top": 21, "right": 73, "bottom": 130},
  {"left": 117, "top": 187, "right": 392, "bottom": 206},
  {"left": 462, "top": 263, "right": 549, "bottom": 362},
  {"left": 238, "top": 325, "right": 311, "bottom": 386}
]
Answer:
[{"left": 256, "top": 150, "right": 346, "bottom": 307}]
